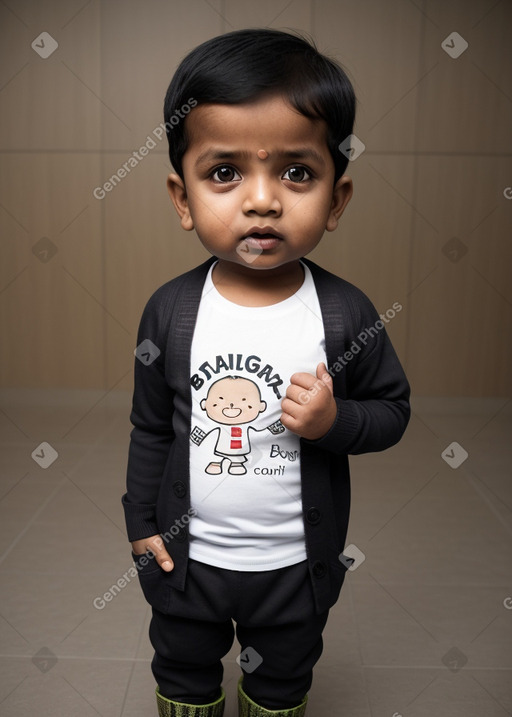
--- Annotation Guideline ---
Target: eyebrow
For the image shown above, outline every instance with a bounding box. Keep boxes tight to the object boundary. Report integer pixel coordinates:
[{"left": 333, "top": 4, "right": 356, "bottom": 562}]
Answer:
[{"left": 194, "top": 147, "right": 326, "bottom": 167}]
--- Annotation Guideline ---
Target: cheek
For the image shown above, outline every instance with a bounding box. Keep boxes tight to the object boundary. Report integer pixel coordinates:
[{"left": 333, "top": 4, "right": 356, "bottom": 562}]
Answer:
[
  {"left": 189, "top": 197, "right": 236, "bottom": 239},
  {"left": 192, "top": 188, "right": 233, "bottom": 214},
  {"left": 299, "top": 195, "right": 335, "bottom": 230}
]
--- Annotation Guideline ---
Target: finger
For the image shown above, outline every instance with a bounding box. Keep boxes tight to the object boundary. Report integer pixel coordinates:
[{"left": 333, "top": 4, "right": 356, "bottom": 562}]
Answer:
[
  {"left": 155, "top": 551, "right": 174, "bottom": 571},
  {"left": 160, "top": 555, "right": 174, "bottom": 572},
  {"left": 153, "top": 550, "right": 173, "bottom": 572},
  {"left": 279, "top": 411, "right": 300, "bottom": 434},
  {"left": 288, "top": 370, "right": 318, "bottom": 390},
  {"left": 150, "top": 539, "right": 174, "bottom": 572},
  {"left": 286, "top": 367, "right": 331, "bottom": 404},
  {"left": 144, "top": 536, "right": 175, "bottom": 572},
  {"left": 316, "top": 362, "right": 333, "bottom": 392},
  {"left": 281, "top": 396, "right": 304, "bottom": 419},
  {"left": 283, "top": 385, "right": 313, "bottom": 408}
]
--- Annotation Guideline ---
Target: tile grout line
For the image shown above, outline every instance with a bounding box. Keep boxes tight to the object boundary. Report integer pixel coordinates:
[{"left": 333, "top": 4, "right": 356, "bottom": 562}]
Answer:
[
  {"left": 119, "top": 605, "right": 152, "bottom": 716},
  {"left": 0, "top": 475, "right": 68, "bottom": 566},
  {"left": 463, "top": 469, "right": 512, "bottom": 538},
  {"left": 0, "top": 651, "right": 510, "bottom": 670},
  {"left": 0, "top": 653, "right": 152, "bottom": 662},
  {"left": 0, "top": 402, "right": 129, "bottom": 566}
]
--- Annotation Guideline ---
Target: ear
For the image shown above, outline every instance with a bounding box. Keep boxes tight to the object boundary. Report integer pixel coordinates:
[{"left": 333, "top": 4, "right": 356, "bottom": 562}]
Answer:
[
  {"left": 326, "top": 175, "right": 353, "bottom": 232},
  {"left": 167, "top": 173, "right": 194, "bottom": 231}
]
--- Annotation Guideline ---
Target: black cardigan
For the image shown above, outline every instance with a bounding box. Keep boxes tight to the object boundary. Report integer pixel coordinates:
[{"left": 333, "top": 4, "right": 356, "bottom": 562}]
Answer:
[{"left": 122, "top": 257, "right": 410, "bottom": 614}]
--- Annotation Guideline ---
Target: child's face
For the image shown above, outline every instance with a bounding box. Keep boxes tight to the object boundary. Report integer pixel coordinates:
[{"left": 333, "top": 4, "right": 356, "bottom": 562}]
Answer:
[{"left": 167, "top": 94, "right": 352, "bottom": 273}]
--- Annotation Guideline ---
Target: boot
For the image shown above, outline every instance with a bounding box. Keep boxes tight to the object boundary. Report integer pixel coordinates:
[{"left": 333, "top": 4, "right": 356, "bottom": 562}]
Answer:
[
  {"left": 156, "top": 686, "right": 225, "bottom": 717},
  {"left": 238, "top": 678, "right": 307, "bottom": 717}
]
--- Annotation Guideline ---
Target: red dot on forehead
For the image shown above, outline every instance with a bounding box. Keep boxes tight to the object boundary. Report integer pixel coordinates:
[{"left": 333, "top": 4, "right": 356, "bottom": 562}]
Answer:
[{"left": 257, "top": 149, "right": 269, "bottom": 160}]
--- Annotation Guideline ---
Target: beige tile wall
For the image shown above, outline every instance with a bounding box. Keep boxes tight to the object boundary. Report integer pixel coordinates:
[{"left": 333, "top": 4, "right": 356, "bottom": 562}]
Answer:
[{"left": 1, "top": 0, "right": 510, "bottom": 395}]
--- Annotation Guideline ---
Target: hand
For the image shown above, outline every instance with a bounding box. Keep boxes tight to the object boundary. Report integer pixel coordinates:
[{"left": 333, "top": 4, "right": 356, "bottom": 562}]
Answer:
[
  {"left": 280, "top": 362, "right": 337, "bottom": 440},
  {"left": 131, "top": 534, "right": 174, "bottom": 572}
]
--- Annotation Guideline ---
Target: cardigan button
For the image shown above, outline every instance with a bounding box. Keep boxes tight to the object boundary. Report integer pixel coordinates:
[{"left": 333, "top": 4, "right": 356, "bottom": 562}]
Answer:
[
  {"left": 312, "top": 561, "right": 327, "bottom": 578},
  {"left": 306, "top": 507, "right": 321, "bottom": 525},
  {"left": 173, "top": 481, "right": 187, "bottom": 498},
  {"left": 174, "top": 528, "right": 187, "bottom": 543}
]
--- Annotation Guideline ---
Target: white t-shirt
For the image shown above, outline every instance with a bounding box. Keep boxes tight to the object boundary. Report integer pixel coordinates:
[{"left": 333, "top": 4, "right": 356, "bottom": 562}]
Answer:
[{"left": 188, "top": 262, "right": 327, "bottom": 570}]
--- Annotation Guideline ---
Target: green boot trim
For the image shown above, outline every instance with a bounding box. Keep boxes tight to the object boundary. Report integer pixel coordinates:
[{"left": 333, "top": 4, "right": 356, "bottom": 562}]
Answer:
[
  {"left": 156, "top": 686, "right": 225, "bottom": 717},
  {"left": 237, "top": 678, "right": 307, "bottom": 717}
]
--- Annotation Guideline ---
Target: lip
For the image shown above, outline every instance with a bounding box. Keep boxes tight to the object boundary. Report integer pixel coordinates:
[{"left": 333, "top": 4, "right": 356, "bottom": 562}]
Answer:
[
  {"left": 241, "top": 226, "right": 284, "bottom": 251},
  {"left": 242, "top": 226, "right": 284, "bottom": 241}
]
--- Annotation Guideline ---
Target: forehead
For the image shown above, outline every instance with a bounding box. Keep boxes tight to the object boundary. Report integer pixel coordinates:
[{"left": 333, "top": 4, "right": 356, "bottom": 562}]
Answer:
[{"left": 184, "top": 95, "right": 329, "bottom": 157}]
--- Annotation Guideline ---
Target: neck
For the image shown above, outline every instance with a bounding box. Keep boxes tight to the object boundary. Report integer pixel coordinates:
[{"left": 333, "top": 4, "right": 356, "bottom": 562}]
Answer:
[{"left": 212, "top": 259, "right": 305, "bottom": 306}]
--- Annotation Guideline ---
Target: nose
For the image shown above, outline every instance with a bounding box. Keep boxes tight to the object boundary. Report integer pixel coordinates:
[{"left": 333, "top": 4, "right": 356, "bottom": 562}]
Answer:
[{"left": 241, "top": 174, "right": 282, "bottom": 216}]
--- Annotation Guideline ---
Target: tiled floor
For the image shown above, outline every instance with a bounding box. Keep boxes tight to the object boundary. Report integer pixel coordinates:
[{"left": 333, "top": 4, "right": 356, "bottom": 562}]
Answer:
[{"left": 0, "top": 389, "right": 511, "bottom": 716}]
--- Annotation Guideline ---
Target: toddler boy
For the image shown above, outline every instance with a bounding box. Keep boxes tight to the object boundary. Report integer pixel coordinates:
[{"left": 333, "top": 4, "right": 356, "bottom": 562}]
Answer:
[{"left": 123, "top": 27, "right": 410, "bottom": 717}]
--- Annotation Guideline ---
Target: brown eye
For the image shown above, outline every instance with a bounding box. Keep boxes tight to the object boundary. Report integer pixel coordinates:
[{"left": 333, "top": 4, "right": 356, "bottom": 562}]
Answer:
[
  {"left": 283, "top": 166, "right": 311, "bottom": 183},
  {"left": 211, "top": 166, "right": 240, "bottom": 183}
]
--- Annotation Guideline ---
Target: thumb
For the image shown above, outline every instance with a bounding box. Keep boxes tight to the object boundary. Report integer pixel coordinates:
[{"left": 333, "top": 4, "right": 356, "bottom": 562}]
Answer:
[
  {"left": 316, "top": 362, "right": 333, "bottom": 392},
  {"left": 148, "top": 536, "right": 174, "bottom": 572}
]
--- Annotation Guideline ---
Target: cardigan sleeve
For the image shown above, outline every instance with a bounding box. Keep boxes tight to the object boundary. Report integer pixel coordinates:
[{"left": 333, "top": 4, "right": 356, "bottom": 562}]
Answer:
[
  {"left": 122, "top": 287, "right": 176, "bottom": 541},
  {"left": 309, "top": 286, "right": 410, "bottom": 456}
]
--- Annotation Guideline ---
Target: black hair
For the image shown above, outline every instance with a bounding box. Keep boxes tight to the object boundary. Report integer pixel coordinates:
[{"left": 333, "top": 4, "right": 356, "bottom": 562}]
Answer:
[{"left": 163, "top": 28, "right": 356, "bottom": 182}]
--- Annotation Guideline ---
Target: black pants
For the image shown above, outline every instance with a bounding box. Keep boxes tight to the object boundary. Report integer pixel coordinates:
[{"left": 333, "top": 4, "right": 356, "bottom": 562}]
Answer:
[{"left": 149, "top": 559, "right": 329, "bottom": 710}]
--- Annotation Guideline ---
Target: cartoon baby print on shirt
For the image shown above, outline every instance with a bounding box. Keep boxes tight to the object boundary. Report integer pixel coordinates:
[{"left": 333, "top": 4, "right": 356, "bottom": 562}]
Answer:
[{"left": 190, "top": 375, "right": 285, "bottom": 475}]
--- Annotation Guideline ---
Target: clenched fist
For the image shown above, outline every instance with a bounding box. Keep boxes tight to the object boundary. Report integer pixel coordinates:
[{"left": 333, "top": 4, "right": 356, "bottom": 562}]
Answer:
[{"left": 280, "top": 362, "right": 337, "bottom": 440}]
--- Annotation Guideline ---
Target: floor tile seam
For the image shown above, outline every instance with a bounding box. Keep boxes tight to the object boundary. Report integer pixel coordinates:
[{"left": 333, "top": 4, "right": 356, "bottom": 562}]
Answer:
[
  {"left": 348, "top": 581, "right": 512, "bottom": 587},
  {"left": 5, "top": 653, "right": 512, "bottom": 681},
  {"left": 0, "top": 653, "right": 151, "bottom": 662},
  {"left": 462, "top": 470, "right": 512, "bottom": 538},
  {"left": 0, "top": 568, "right": 141, "bottom": 576},
  {"left": 51, "top": 422, "right": 129, "bottom": 536},
  {"left": 119, "top": 604, "right": 153, "bottom": 714},
  {"left": 0, "top": 475, "right": 68, "bottom": 566},
  {"left": 2, "top": 656, "right": 510, "bottom": 671},
  {"left": 1, "top": 418, "right": 127, "bottom": 515},
  {"left": 60, "top": 427, "right": 129, "bottom": 479},
  {"left": 342, "top": 578, "right": 375, "bottom": 716},
  {"left": 359, "top": 664, "right": 512, "bottom": 671}
]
